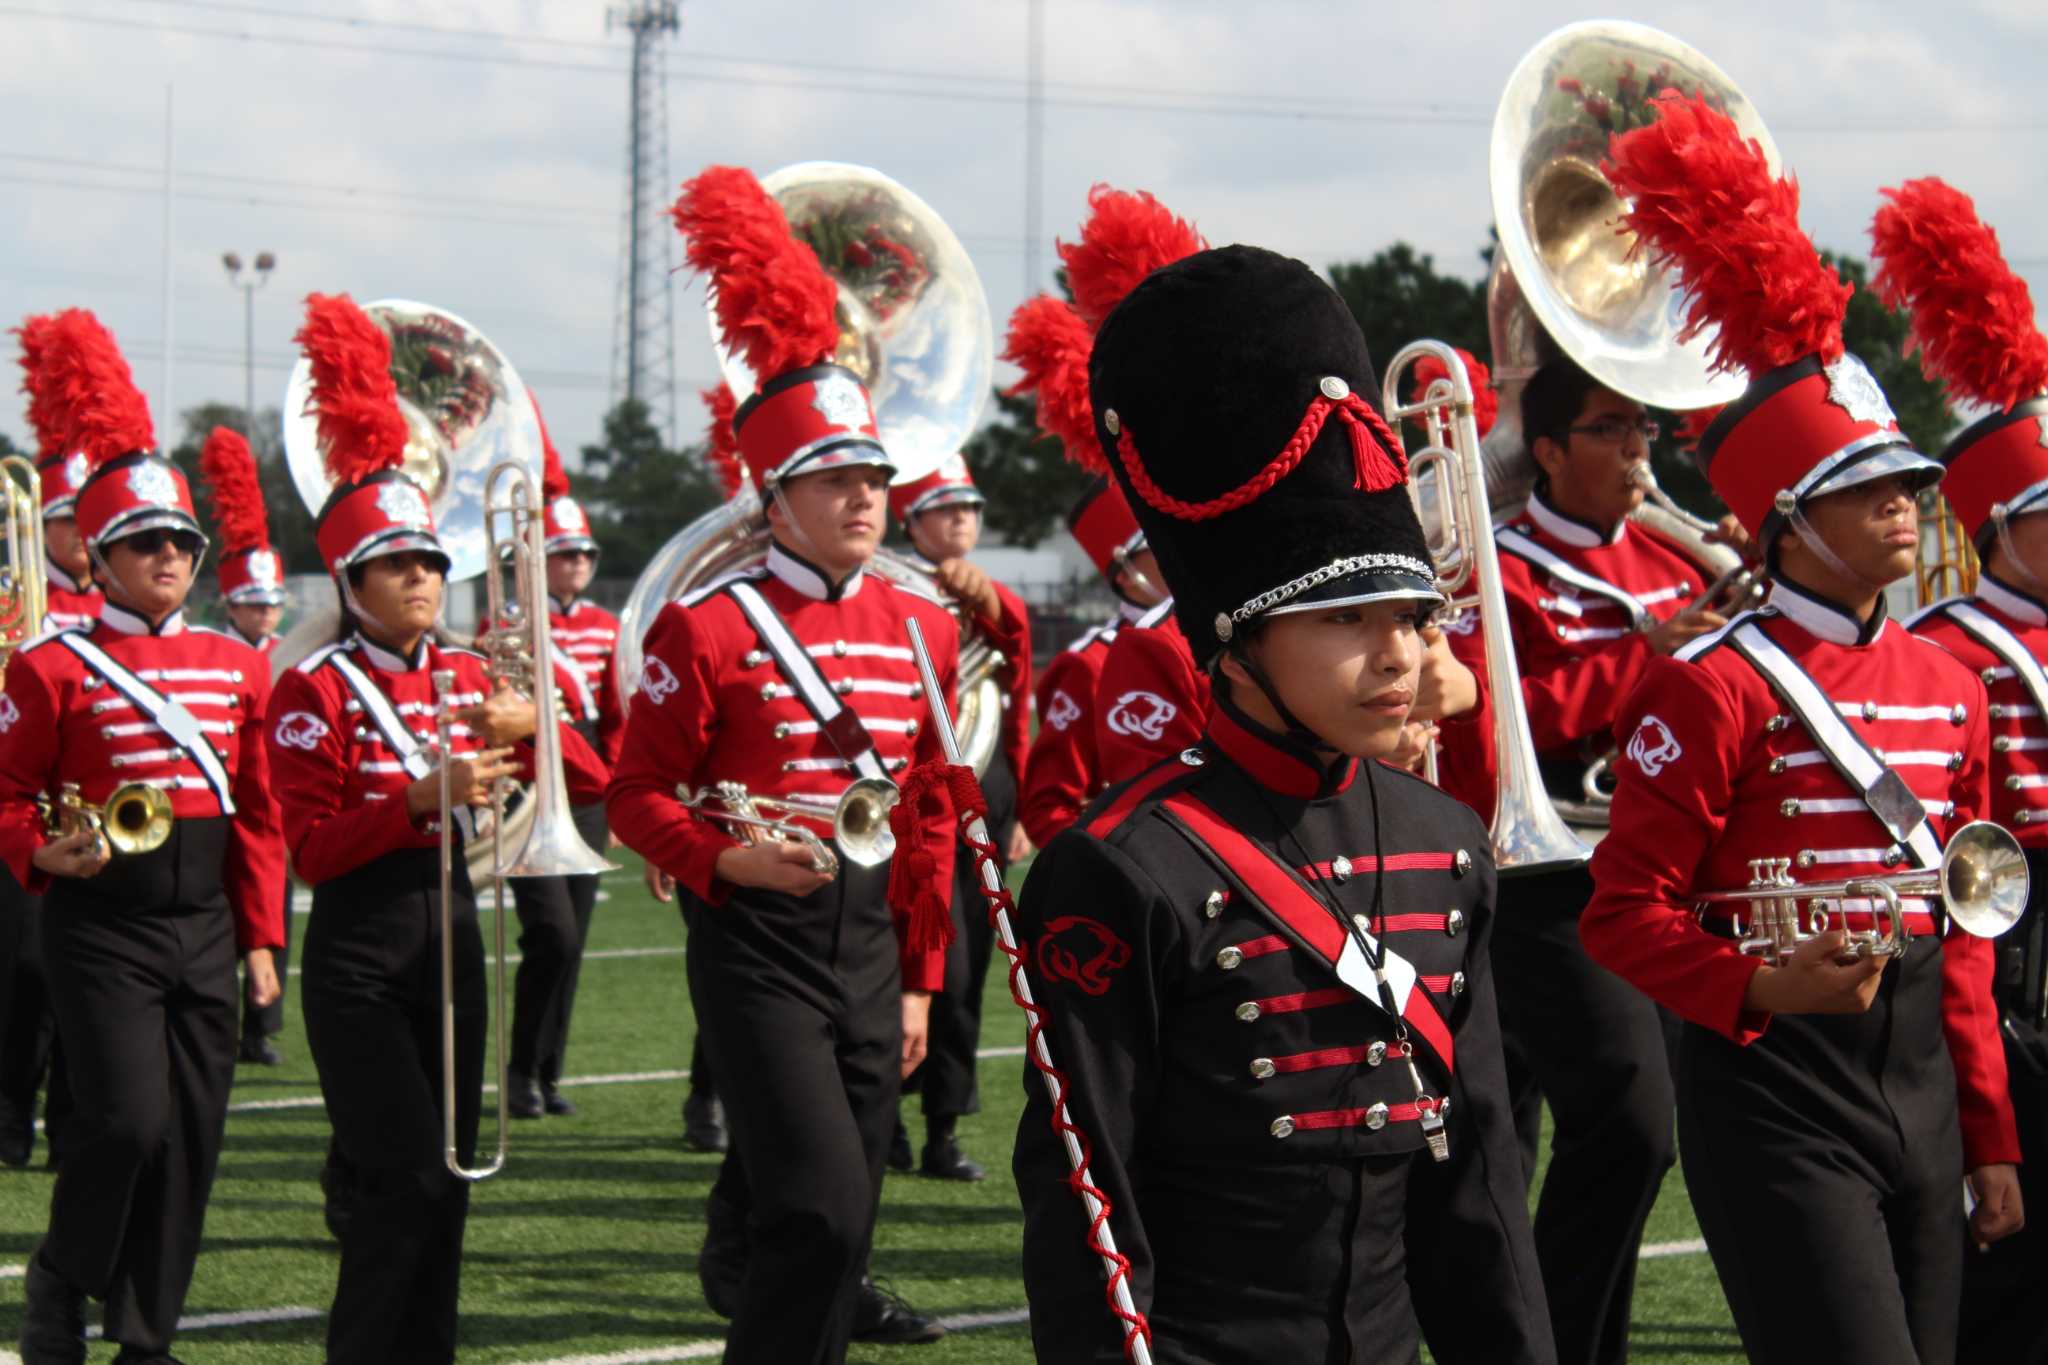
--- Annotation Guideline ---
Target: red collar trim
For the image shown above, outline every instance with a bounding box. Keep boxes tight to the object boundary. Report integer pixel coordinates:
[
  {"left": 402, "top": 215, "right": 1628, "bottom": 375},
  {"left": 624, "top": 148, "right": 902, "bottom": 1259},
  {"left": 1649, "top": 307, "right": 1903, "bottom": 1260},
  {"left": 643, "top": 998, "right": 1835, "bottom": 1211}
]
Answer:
[{"left": 1207, "top": 698, "right": 1357, "bottom": 800}]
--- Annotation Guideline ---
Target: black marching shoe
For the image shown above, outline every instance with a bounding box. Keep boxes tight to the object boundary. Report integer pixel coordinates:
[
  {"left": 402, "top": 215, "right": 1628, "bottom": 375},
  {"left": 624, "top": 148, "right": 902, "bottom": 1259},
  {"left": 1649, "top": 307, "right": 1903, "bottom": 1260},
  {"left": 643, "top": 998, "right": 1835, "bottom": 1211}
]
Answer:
[
  {"left": 920, "top": 1134, "right": 986, "bottom": 1182},
  {"left": 110, "top": 1351, "right": 187, "bottom": 1364},
  {"left": 319, "top": 1140, "right": 355, "bottom": 1242},
  {"left": 541, "top": 1081, "right": 577, "bottom": 1117},
  {"left": 236, "top": 1032, "right": 281, "bottom": 1066},
  {"left": 681, "top": 1089, "right": 727, "bottom": 1153},
  {"left": 852, "top": 1277, "right": 946, "bottom": 1345},
  {"left": 20, "top": 1242, "right": 86, "bottom": 1365},
  {"left": 506, "top": 1071, "right": 544, "bottom": 1120},
  {"left": 886, "top": 1118, "right": 914, "bottom": 1173},
  {"left": 698, "top": 1191, "right": 750, "bottom": 1319}
]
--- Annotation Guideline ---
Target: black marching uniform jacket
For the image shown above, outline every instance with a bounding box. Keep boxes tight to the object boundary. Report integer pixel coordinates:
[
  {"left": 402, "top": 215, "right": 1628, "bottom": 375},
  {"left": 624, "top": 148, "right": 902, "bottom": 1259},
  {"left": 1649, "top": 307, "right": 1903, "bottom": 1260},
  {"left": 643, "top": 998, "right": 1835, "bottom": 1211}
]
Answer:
[{"left": 1014, "top": 696, "right": 1552, "bottom": 1364}]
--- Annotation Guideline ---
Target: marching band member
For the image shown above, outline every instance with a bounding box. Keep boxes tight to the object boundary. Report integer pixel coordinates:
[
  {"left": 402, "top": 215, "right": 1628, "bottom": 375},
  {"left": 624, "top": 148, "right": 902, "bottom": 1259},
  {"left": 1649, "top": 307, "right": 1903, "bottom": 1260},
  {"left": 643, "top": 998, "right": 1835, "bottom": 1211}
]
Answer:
[
  {"left": 1015, "top": 243, "right": 1551, "bottom": 1362},
  {"left": 612, "top": 165, "right": 959, "bottom": 1359},
  {"left": 1437, "top": 350, "right": 1722, "bottom": 1364},
  {"left": 198, "top": 426, "right": 295, "bottom": 1068},
  {"left": 502, "top": 405, "right": 617, "bottom": 1121},
  {"left": 1871, "top": 177, "right": 2048, "bottom": 1364},
  {"left": 888, "top": 454, "right": 1031, "bottom": 1180},
  {"left": 265, "top": 294, "right": 609, "bottom": 1365},
  {"left": 1, "top": 310, "right": 286, "bottom": 1365},
  {"left": 1582, "top": 96, "right": 2021, "bottom": 1364}
]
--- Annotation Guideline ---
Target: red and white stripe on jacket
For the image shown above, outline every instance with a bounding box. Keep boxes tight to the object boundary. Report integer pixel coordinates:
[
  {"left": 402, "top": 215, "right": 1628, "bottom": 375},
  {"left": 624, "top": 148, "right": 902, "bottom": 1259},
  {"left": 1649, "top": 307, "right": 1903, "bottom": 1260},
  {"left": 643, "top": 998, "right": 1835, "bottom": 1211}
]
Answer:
[
  {"left": 0, "top": 600, "right": 286, "bottom": 950},
  {"left": 550, "top": 596, "right": 626, "bottom": 764},
  {"left": 43, "top": 558, "right": 102, "bottom": 633},
  {"left": 1910, "top": 574, "right": 2048, "bottom": 846},
  {"left": 1582, "top": 579, "right": 2017, "bottom": 1167}
]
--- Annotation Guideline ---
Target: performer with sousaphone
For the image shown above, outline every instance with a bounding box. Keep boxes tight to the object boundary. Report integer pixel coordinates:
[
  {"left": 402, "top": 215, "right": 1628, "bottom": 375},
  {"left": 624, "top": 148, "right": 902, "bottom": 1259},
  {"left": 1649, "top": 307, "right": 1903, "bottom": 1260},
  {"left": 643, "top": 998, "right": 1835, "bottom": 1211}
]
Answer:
[
  {"left": 2, "top": 311, "right": 287, "bottom": 1365},
  {"left": 265, "top": 293, "right": 609, "bottom": 1365},
  {"left": 1582, "top": 92, "right": 2025, "bottom": 1364},
  {"left": 609, "top": 163, "right": 968, "bottom": 1358}
]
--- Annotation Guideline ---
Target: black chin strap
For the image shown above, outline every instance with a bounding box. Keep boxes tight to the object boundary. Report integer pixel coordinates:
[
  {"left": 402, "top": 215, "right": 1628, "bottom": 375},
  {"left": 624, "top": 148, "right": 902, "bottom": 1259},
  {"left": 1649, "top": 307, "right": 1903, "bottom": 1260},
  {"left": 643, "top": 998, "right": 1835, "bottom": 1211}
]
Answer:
[{"left": 1228, "top": 640, "right": 1330, "bottom": 755}]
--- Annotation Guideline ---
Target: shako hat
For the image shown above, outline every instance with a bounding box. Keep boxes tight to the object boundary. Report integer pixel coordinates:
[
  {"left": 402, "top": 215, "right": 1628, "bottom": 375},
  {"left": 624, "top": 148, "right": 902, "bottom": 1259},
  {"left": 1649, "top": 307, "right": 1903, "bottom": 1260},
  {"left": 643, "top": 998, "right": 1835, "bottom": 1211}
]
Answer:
[
  {"left": 888, "top": 452, "right": 983, "bottom": 527},
  {"left": 533, "top": 392, "right": 598, "bottom": 557},
  {"left": 1868, "top": 177, "right": 2048, "bottom": 555},
  {"left": 1603, "top": 93, "right": 1938, "bottom": 550},
  {"left": 1090, "top": 244, "right": 1438, "bottom": 663},
  {"left": 670, "top": 167, "right": 892, "bottom": 493},
  {"left": 294, "top": 293, "right": 449, "bottom": 577},
  {"left": 199, "top": 426, "right": 285, "bottom": 605}
]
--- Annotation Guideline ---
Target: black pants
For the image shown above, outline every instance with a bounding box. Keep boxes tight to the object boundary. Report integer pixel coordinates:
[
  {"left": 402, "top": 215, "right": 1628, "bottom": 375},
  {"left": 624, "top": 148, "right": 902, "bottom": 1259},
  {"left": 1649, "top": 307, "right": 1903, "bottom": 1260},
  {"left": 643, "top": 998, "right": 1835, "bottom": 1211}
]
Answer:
[
  {"left": 909, "top": 750, "right": 1015, "bottom": 1121},
  {"left": 509, "top": 803, "right": 605, "bottom": 1083},
  {"left": 690, "top": 1031, "right": 715, "bottom": 1095},
  {"left": 0, "top": 867, "right": 70, "bottom": 1155},
  {"left": 686, "top": 862, "right": 903, "bottom": 1364},
  {"left": 1677, "top": 949, "right": 1964, "bottom": 1365},
  {"left": 239, "top": 877, "right": 292, "bottom": 1041},
  {"left": 1494, "top": 864, "right": 1675, "bottom": 1365},
  {"left": 303, "top": 847, "right": 485, "bottom": 1365},
  {"left": 40, "top": 819, "right": 239, "bottom": 1356}
]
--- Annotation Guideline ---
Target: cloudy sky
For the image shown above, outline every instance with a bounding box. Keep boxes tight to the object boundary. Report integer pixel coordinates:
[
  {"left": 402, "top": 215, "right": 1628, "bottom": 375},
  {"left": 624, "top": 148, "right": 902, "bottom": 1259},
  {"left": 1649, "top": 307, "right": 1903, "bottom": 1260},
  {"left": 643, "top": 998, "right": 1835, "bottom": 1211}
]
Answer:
[{"left": 3, "top": 0, "right": 2044, "bottom": 480}]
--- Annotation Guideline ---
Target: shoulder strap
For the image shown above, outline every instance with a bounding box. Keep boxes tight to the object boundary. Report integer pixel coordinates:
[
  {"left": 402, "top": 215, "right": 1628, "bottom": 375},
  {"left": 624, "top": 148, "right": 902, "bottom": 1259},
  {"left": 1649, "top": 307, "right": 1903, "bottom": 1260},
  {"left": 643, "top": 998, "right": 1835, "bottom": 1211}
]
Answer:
[
  {"left": 1496, "top": 526, "right": 1649, "bottom": 628},
  {"left": 1943, "top": 601, "right": 2048, "bottom": 723},
  {"left": 725, "top": 581, "right": 888, "bottom": 783},
  {"left": 323, "top": 649, "right": 477, "bottom": 842},
  {"left": 55, "top": 632, "right": 236, "bottom": 814},
  {"left": 549, "top": 641, "right": 599, "bottom": 722},
  {"left": 1725, "top": 621, "right": 1941, "bottom": 869},
  {"left": 1134, "top": 598, "right": 1175, "bottom": 630}
]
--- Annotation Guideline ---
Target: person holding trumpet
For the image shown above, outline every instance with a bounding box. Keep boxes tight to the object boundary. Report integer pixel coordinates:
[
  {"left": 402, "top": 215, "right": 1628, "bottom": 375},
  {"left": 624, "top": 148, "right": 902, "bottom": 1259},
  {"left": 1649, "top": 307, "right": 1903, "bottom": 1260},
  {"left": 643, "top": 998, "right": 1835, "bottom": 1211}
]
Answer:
[
  {"left": 1582, "top": 96, "right": 2021, "bottom": 1364},
  {"left": 264, "top": 294, "right": 609, "bottom": 1365},
  {"left": 0, "top": 311, "right": 286, "bottom": 1365}
]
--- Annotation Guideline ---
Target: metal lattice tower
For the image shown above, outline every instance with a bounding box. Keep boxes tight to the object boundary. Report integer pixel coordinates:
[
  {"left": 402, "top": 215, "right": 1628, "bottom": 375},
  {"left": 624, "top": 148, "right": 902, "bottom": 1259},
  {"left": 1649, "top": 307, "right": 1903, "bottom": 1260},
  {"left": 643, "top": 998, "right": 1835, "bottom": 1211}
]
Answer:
[{"left": 608, "top": 1, "right": 682, "bottom": 446}]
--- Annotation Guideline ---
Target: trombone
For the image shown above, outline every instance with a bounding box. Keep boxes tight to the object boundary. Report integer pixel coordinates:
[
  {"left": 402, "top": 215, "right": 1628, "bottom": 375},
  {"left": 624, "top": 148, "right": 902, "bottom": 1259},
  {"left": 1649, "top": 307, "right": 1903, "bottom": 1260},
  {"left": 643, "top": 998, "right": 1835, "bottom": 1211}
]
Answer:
[
  {"left": 1694, "top": 820, "right": 2028, "bottom": 965},
  {"left": 677, "top": 778, "right": 900, "bottom": 877},
  {"left": 0, "top": 454, "right": 47, "bottom": 681},
  {"left": 433, "top": 460, "right": 617, "bottom": 1183}
]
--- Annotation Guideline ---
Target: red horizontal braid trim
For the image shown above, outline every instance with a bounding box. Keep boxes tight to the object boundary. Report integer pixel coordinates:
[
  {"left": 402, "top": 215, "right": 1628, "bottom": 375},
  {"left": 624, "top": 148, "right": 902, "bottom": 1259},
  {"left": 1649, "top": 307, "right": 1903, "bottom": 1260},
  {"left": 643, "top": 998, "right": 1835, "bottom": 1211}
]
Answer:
[
  {"left": 1376, "top": 913, "right": 1451, "bottom": 934},
  {"left": 1292, "top": 1101, "right": 1427, "bottom": 1131},
  {"left": 1235, "top": 934, "right": 1291, "bottom": 961},
  {"left": 1270, "top": 1043, "right": 1382, "bottom": 1073},
  {"left": 1420, "top": 974, "right": 1456, "bottom": 993},
  {"left": 1253, "top": 987, "right": 1353, "bottom": 1015},
  {"left": 1083, "top": 760, "right": 1187, "bottom": 840},
  {"left": 1302, "top": 851, "right": 1456, "bottom": 879}
]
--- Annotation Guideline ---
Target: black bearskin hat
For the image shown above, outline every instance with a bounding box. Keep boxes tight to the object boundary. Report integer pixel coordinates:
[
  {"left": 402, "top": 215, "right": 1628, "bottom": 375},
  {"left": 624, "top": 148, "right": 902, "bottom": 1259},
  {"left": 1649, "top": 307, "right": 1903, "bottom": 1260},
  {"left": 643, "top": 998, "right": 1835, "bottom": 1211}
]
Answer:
[{"left": 1089, "top": 245, "right": 1438, "bottom": 662}]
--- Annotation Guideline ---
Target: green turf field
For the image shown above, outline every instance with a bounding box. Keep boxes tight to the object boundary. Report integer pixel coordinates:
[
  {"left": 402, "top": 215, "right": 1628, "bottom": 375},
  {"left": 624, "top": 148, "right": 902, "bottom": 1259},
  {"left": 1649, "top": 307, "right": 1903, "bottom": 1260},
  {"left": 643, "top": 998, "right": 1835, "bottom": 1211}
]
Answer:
[{"left": 0, "top": 853, "right": 1742, "bottom": 1362}]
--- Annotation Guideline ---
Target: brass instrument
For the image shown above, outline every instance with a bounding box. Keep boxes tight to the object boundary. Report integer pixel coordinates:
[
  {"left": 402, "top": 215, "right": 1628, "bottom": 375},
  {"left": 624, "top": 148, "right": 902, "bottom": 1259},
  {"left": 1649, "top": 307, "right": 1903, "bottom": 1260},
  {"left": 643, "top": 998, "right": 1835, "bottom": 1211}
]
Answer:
[
  {"left": 0, "top": 455, "right": 47, "bottom": 679},
  {"left": 1916, "top": 491, "right": 1979, "bottom": 606},
  {"left": 1694, "top": 820, "right": 2027, "bottom": 965},
  {"left": 1390, "top": 341, "right": 1592, "bottom": 874},
  {"left": 38, "top": 781, "right": 174, "bottom": 857},
  {"left": 1628, "top": 464, "right": 1765, "bottom": 615},
  {"left": 677, "top": 777, "right": 900, "bottom": 877},
  {"left": 619, "top": 162, "right": 1007, "bottom": 773}
]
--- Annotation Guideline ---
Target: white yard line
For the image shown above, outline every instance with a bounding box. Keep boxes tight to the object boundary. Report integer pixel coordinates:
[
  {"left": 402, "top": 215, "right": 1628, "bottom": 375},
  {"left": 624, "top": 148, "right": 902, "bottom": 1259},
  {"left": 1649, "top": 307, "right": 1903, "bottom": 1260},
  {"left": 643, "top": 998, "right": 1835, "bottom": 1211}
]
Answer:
[
  {"left": 81, "top": 1305, "right": 322, "bottom": 1339},
  {"left": 1639, "top": 1237, "right": 1710, "bottom": 1259},
  {"left": 520, "top": 1307, "right": 1032, "bottom": 1364},
  {"left": 0, "top": 1264, "right": 20, "bottom": 1279}
]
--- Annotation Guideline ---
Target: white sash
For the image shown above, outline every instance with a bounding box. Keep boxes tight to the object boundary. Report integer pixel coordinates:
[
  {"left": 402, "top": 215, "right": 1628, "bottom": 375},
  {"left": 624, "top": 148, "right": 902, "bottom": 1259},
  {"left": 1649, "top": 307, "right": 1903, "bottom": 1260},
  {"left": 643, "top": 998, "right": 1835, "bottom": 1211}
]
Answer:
[
  {"left": 56, "top": 633, "right": 236, "bottom": 814},
  {"left": 726, "top": 582, "right": 889, "bottom": 784},
  {"left": 1496, "top": 527, "right": 1649, "bottom": 628}
]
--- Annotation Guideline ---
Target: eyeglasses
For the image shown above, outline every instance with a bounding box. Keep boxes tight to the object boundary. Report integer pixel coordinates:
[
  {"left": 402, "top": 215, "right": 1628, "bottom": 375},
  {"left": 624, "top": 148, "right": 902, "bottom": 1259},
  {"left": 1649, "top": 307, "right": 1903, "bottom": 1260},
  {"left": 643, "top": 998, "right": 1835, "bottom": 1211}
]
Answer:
[
  {"left": 1568, "top": 417, "right": 1661, "bottom": 446},
  {"left": 552, "top": 549, "right": 597, "bottom": 563},
  {"left": 120, "top": 528, "right": 205, "bottom": 558}
]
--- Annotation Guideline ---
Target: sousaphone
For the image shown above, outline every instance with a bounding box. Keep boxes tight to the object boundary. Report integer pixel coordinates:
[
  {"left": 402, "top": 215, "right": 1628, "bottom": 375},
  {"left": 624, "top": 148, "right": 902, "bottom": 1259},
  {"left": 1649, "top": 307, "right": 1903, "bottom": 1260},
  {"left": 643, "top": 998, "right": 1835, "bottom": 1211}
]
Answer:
[{"left": 616, "top": 161, "right": 1007, "bottom": 772}]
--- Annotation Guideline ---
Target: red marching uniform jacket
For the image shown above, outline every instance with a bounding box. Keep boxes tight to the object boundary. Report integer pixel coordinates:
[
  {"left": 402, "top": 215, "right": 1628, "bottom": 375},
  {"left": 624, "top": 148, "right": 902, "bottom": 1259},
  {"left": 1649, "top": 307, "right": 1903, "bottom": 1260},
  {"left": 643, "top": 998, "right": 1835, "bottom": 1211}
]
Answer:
[
  {"left": 1441, "top": 493, "right": 1702, "bottom": 818},
  {"left": 1582, "top": 581, "right": 2019, "bottom": 1167},
  {"left": 44, "top": 558, "right": 102, "bottom": 632},
  {"left": 550, "top": 594, "right": 626, "bottom": 765},
  {"left": 1094, "top": 598, "right": 1210, "bottom": 787},
  {"left": 0, "top": 601, "right": 286, "bottom": 951},
  {"left": 606, "top": 544, "right": 962, "bottom": 991},
  {"left": 1910, "top": 574, "right": 2048, "bottom": 849},
  {"left": 1020, "top": 604, "right": 1144, "bottom": 846},
  {"left": 265, "top": 631, "right": 610, "bottom": 885},
  {"left": 987, "top": 577, "right": 1033, "bottom": 785}
]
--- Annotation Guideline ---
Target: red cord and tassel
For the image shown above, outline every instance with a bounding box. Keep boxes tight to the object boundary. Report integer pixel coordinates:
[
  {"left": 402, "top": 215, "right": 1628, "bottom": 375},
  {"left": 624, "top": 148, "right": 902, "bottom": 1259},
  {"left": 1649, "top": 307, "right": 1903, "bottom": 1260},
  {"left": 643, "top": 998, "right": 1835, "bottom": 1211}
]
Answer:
[
  {"left": 1869, "top": 177, "right": 2048, "bottom": 413},
  {"left": 1116, "top": 390, "right": 1407, "bottom": 522},
  {"left": 885, "top": 760, "right": 961, "bottom": 955}
]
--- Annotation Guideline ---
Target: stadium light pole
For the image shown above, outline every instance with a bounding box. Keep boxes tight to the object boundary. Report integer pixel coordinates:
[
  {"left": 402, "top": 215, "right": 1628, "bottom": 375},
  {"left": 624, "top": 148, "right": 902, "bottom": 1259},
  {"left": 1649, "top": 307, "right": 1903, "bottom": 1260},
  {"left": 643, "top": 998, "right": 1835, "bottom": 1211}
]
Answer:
[{"left": 221, "top": 251, "right": 277, "bottom": 439}]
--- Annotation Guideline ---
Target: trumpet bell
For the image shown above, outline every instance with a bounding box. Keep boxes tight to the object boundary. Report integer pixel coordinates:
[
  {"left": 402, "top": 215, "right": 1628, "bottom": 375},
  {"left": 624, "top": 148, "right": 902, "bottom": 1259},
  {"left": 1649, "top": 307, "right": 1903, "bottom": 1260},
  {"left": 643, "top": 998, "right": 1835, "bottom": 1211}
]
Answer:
[
  {"left": 283, "top": 299, "right": 544, "bottom": 583},
  {"left": 833, "top": 777, "right": 900, "bottom": 869},
  {"left": 1491, "top": 20, "right": 1777, "bottom": 412},
  {"left": 710, "top": 162, "right": 994, "bottom": 486},
  {"left": 103, "top": 782, "right": 174, "bottom": 856},
  {"left": 1941, "top": 820, "right": 2029, "bottom": 940}
]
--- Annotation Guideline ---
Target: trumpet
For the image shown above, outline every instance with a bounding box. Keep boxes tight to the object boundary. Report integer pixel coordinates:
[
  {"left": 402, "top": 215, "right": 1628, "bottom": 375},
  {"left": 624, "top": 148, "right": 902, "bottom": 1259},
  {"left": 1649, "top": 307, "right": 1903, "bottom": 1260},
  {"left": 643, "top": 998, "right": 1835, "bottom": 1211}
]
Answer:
[
  {"left": 1627, "top": 464, "right": 1767, "bottom": 616},
  {"left": 0, "top": 454, "right": 47, "bottom": 681},
  {"left": 38, "top": 780, "right": 174, "bottom": 857},
  {"left": 678, "top": 778, "right": 900, "bottom": 877},
  {"left": 1695, "top": 820, "right": 2028, "bottom": 965}
]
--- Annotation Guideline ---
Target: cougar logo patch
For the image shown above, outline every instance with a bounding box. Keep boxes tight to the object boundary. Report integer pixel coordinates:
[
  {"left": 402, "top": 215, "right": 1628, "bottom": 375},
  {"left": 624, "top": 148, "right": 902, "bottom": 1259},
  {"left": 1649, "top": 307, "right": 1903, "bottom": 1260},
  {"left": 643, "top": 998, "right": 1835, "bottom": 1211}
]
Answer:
[
  {"left": 0, "top": 695, "right": 18, "bottom": 734},
  {"left": 1044, "top": 689, "right": 1082, "bottom": 733},
  {"left": 639, "top": 657, "right": 679, "bottom": 705},
  {"left": 1106, "top": 690, "right": 1177, "bottom": 742},
  {"left": 1442, "top": 609, "right": 1478, "bottom": 637},
  {"left": 1036, "top": 916, "right": 1133, "bottom": 996},
  {"left": 273, "top": 711, "right": 329, "bottom": 751},
  {"left": 1626, "top": 713, "right": 1682, "bottom": 777}
]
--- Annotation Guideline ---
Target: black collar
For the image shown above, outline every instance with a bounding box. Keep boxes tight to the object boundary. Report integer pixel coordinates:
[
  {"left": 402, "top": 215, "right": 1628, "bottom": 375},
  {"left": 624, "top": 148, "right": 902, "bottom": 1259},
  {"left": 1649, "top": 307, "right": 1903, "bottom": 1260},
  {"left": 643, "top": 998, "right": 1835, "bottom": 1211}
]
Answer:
[
  {"left": 549, "top": 594, "right": 585, "bottom": 616},
  {"left": 766, "top": 541, "right": 865, "bottom": 603},
  {"left": 1206, "top": 690, "right": 1358, "bottom": 801},
  {"left": 353, "top": 630, "right": 429, "bottom": 672},
  {"left": 1527, "top": 489, "right": 1626, "bottom": 548},
  {"left": 1767, "top": 574, "right": 1888, "bottom": 647},
  {"left": 96, "top": 600, "right": 186, "bottom": 637},
  {"left": 1979, "top": 572, "right": 2048, "bottom": 629},
  {"left": 229, "top": 623, "right": 274, "bottom": 650},
  {"left": 46, "top": 556, "right": 90, "bottom": 595}
]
